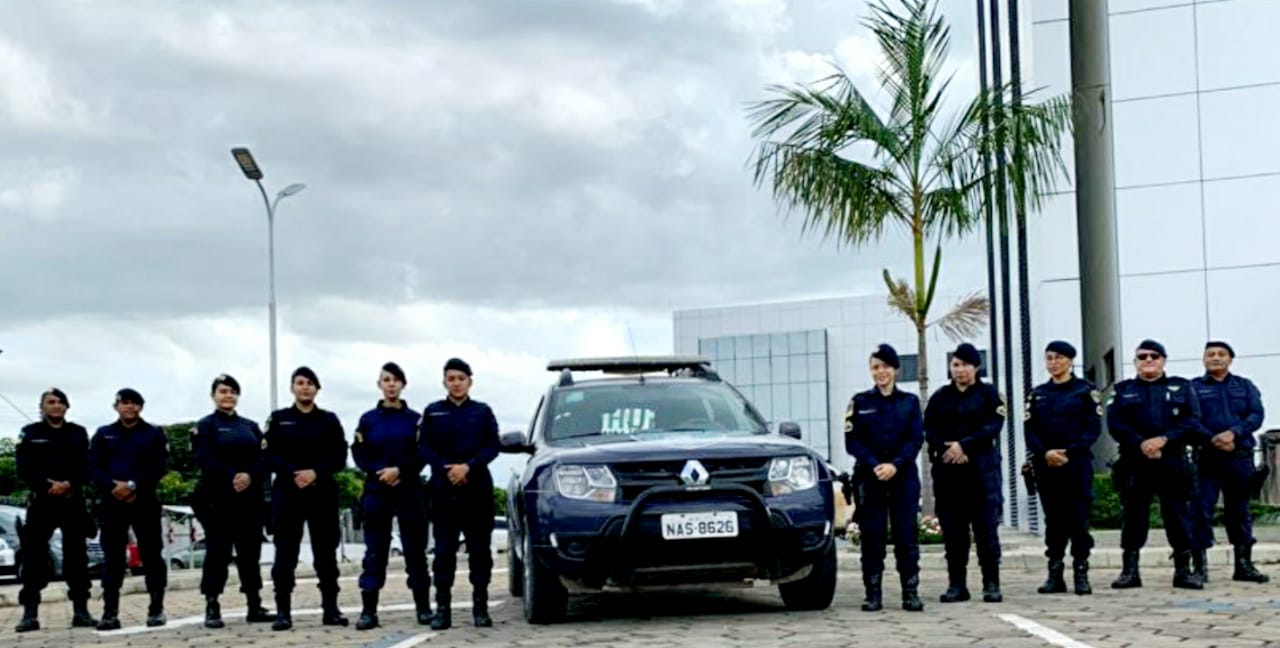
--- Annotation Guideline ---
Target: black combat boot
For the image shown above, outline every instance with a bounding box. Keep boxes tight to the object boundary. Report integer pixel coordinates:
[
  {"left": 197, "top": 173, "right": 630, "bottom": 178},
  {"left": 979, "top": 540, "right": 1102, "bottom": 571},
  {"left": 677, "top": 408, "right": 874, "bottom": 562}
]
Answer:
[
  {"left": 939, "top": 563, "right": 970, "bottom": 603},
  {"left": 145, "top": 591, "right": 166, "bottom": 627},
  {"left": 860, "top": 572, "right": 883, "bottom": 612},
  {"left": 321, "top": 590, "right": 349, "bottom": 626},
  {"left": 15, "top": 604, "right": 39, "bottom": 633},
  {"left": 96, "top": 591, "right": 121, "bottom": 631},
  {"left": 272, "top": 593, "right": 292, "bottom": 631},
  {"left": 473, "top": 589, "right": 492, "bottom": 628},
  {"left": 204, "top": 595, "right": 224, "bottom": 629},
  {"left": 1037, "top": 558, "right": 1067, "bottom": 594},
  {"left": 1072, "top": 558, "right": 1092, "bottom": 595},
  {"left": 1172, "top": 550, "right": 1205, "bottom": 590},
  {"left": 901, "top": 574, "right": 924, "bottom": 612},
  {"left": 431, "top": 592, "right": 451, "bottom": 630},
  {"left": 244, "top": 592, "right": 275, "bottom": 623},
  {"left": 1233, "top": 544, "right": 1270, "bottom": 583},
  {"left": 1192, "top": 549, "right": 1208, "bottom": 583},
  {"left": 71, "top": 598, "right": 97, "bottom": 628},
  {"left": 981, "top": 564, "right": 1003, "bottom": 603},
  {"left": 414, "top": 588, "right": 433, "bottom": 625},
  {"left": 1111, "top": 550, "right": 1142, "bottom": 589},
  {"left": 356, "top": 590, "right": 379, "bottom": 631}
]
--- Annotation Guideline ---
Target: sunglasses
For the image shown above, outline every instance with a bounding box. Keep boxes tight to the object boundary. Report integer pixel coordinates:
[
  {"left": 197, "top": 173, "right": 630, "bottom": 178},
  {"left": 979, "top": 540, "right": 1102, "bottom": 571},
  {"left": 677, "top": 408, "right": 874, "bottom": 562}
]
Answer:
[{"left": 1136, "top": 353, "right": 1162, "bottom": 361}]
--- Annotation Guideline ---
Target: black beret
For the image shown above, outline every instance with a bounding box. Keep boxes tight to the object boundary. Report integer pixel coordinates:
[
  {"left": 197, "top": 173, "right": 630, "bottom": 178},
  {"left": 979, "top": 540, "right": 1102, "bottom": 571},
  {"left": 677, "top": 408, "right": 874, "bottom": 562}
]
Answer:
[
  {"left": 115, "top": 388, "right": 145, "bottom": 406},
  {"left": 1137, "top": 339, "right": 1167, "bottom": 358},
  {"left": 952, "top": 343, "right": 982, "bottom": 367},
  {"left": 444, "top": 357, "right": 472, "bottom": 377},
  {"left": 211, "top": 373, "right": 241, "bottom": 394},
  {"left": 40, "top": 387, "right": 69, "bottom": 409},
  {"left": 291, "top": 365, "right": 321, "bottom": 389},
  {"left": 381, "top": 361, "right": 407, "bottom": 384},
  {"left": 1045, "top": 340, "right": 1077, "bottom": 359},
  {"left": 870, "top": 343, "right": 900, "bottom": 369},
  {"left": 1205, "top": 340, "right": 1235, "bottom": 358}
]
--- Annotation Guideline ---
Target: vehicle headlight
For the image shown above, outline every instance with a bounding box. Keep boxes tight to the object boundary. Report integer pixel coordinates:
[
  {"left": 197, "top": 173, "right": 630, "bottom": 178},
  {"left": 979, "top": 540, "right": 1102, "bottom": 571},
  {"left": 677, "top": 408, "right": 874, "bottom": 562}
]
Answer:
[
  {"left": 0, "top": 538, "right": 8, "bottom": 551},
  {"left": 767, "top": 456, "right": 817, "bottom": 496},
  {"left": 553, "top": 464, "right": 618, "bottom": 503}
]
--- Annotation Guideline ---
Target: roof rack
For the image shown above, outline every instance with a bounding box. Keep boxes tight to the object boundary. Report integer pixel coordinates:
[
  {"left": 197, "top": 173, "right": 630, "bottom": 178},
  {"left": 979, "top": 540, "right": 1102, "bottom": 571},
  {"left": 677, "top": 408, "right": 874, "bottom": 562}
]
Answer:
[{"left": 547, "top": 355, "right": 720, "bottom": 383}]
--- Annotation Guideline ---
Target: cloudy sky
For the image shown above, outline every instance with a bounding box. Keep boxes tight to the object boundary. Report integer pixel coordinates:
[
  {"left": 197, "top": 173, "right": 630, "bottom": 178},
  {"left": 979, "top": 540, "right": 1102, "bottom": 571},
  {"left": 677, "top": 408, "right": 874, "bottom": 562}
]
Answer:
[{"left": 0, "top": 0, "right": 995, "bottom": 480}]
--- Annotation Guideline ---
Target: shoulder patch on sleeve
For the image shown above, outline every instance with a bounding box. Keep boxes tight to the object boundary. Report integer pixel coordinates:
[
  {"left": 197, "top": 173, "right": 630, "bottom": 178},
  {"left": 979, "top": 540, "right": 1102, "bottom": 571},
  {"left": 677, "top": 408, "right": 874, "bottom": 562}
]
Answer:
[
  {"left": 1090, "top": 389, "right": 1102, "bottom": 403},
  {"left": 261, "top": 437, "right": 268, "bottom": 450},
  {"left": 996, "top": 391, "right": 1008, "bottom": 417}
]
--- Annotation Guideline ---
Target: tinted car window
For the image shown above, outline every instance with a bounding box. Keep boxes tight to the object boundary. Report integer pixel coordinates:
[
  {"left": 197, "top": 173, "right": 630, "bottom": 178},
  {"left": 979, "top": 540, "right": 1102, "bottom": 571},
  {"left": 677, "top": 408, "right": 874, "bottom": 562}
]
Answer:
[{"left": 546, "top": 382, "right": 766, "bottom": 442}]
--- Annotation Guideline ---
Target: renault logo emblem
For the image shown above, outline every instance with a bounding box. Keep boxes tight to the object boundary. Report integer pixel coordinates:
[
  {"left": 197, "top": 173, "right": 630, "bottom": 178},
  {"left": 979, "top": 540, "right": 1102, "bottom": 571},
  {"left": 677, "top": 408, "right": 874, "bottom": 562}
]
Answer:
[{"left": 680, "top": 460, "right": 709, "bottom": 486}]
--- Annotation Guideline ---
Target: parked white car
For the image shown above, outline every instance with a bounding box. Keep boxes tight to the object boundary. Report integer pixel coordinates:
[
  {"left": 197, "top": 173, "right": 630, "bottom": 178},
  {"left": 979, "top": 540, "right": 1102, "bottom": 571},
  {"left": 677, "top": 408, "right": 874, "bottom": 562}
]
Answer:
[{"left": 0, "top": 537, "right": 15, "bottom": 574}]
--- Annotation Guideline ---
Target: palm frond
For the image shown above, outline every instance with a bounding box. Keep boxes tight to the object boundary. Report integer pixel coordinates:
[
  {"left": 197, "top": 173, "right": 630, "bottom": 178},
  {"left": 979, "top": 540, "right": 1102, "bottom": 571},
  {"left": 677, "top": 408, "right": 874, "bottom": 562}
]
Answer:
[
  {"left": 927, "top": 292, "right": 990, "bottom": 341},
  {"left": 882, "top": 268, "right": 921, "bottom": 325}
]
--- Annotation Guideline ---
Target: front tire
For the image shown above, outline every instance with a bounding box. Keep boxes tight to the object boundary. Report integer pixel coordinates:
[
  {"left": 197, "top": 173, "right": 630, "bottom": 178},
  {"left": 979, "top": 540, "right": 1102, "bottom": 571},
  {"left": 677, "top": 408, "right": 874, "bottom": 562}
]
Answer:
[
  {"left": 521, "top": 526, "right": 566, "bottom": 624},
  {"left": 508, "top": 533, "right": 524, "bottom": 597},
  {"left": 778, "top": 541, "right": 837, "bottom": 611}
]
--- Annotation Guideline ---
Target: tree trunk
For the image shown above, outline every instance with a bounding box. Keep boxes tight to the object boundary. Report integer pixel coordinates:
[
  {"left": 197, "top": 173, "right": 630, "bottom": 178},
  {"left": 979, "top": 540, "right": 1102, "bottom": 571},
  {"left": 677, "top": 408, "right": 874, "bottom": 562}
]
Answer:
[{"left": 915, "top": 317, "right": 934, "bottom": 515}]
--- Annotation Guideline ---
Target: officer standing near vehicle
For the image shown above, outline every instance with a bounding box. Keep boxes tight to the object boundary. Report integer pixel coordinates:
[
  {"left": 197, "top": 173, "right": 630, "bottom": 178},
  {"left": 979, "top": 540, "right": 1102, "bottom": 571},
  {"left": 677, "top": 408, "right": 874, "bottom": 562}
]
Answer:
[
  {"left": 89, "top": 388, "right": 170, "bottom": 630},
  {"left": 844, "top": 344, "right": 925, "bottom": 613},
  {"left": 14, "top": 388, "right": 97, "bottom": 632},
  {"left": 924, "top": 343, "right": 1006, "bottom": 604},
  {"left": 1024, "top": 341, "right": 1102, "bottom": 596},
  {"left": 1189, "top": 341, "right": 1269, "bottom": 583},
  {"left": 192, "top": 374, "right": 275, "bottom": 628},
  {"left": 1107, "top": 339, "right": 1207, "bottom": 590},
  {"left": 352, "top": 362, "right": 432, "bottom": 631},
  {"left": 264, "top": 367, "right": 351, "bottom": 630},
  {"left": 418, "top": 357, "right": 501, "bottom": 630}
]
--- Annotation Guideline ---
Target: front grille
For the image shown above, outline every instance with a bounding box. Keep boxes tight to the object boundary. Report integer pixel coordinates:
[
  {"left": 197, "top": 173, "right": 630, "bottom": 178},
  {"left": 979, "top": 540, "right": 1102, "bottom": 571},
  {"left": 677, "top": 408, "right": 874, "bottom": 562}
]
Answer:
[{"left": 612, "top": 457, "right": 771, "bottom": 501}]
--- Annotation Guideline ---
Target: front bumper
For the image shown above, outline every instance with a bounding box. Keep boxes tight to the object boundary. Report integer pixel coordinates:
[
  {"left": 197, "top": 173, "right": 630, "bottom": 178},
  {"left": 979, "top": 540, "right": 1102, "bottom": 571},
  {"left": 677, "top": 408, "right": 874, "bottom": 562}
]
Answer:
[{"left": 529, "top": 483, "right": 832, "bottom": 589}]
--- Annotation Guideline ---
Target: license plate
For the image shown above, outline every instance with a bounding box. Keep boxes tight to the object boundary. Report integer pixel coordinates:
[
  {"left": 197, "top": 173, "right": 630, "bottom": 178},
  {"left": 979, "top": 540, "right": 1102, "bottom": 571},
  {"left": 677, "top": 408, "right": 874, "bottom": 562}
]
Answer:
[{"left": 660, "top": 511, "right": 738, "bottom": 540}]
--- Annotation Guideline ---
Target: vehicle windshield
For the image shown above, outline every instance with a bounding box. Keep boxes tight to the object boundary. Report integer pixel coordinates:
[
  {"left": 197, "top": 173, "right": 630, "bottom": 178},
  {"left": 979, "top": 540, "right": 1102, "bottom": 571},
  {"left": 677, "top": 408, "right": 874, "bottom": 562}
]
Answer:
[{"left": 545, "top": 380, "right": 768, "bottom": 443}]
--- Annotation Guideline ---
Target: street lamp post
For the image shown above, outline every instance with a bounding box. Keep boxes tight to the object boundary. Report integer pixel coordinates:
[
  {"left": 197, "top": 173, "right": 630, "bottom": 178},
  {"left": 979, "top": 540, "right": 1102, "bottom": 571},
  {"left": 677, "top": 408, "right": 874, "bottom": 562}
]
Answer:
[{"left": 231, "top": 147, "right": 305, "bottom": 412}]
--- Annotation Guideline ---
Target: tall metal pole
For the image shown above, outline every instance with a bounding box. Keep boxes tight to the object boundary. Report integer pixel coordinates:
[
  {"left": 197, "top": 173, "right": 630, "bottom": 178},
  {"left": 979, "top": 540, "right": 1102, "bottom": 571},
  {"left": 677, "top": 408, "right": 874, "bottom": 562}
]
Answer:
[
  {"left": 1069, "top": 0, "right": 1124, "bottom": 469},
  {"left": 976, "top": 0, "right": 1000, "bottom": 401},
  {"left": 255, "top": 180, "right": 279, "bottom": 412}
]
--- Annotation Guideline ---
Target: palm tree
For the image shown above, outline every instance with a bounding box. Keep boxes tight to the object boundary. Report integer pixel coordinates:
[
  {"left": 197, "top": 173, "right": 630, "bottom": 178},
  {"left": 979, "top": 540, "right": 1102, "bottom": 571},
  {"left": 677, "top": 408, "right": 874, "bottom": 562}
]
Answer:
[{"left": 746, "top": 0, "right": 1072, "bottom": 400}]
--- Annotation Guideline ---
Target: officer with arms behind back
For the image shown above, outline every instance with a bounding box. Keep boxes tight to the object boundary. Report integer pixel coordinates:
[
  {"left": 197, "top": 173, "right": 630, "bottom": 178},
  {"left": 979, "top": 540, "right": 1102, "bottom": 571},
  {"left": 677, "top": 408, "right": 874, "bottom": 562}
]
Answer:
[
  {"left": 1189, "top": 340, "right": 1269, "bottom": 584},
  {"left": 263, "top": 366, "right": 351, "bottom": 630},
  {"left": 351, "top": 362, "right": 432, "bottom": 631},
  {"left": 89, "top": 388, "right": 170, "bottom": 630},
  {"left": 1024, "top": 341, "right": 1102, "bottom": 596},
  {"left": 418, "top": 357, "right": 501, "bottom": 630},
  {"left": 14, "top": 388, "right": 97, "bottom": 632},
  {"left": 192, "top": 374, "right": 276, "bottom": 628},
  {"left": 1107, "top": 339, "right": 1207, "bottom": 590},
  {"left": 844, "top": 344, "right": 925, "bottom": 613}
]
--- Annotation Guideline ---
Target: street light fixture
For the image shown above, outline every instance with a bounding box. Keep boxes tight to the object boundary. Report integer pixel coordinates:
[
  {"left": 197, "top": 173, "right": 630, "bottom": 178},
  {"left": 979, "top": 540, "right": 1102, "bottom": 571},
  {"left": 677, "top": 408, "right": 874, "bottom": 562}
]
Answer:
[{"left": 230, "top": 147, "right": 306, "bottom": 412}]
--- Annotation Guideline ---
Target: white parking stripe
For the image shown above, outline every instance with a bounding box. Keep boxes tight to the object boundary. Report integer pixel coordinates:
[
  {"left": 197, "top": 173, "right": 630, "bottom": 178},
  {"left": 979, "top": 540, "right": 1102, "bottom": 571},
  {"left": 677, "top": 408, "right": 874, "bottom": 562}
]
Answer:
[
  {"left": 997, "top": 614, "right": 1096, "bottom": 648},
  {"left": 386, "top": 633, "right": 436, "bottom": 648},
  {"left": 98, "top": 600, "right": 503, "bottom": 637}
]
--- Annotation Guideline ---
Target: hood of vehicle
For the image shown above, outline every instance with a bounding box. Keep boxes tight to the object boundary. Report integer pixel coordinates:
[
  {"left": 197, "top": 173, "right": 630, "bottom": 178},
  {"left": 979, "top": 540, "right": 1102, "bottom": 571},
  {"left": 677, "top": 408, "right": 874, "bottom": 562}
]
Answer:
[{"left": 540, "top": 434, "right": 815, "bottom": 464}]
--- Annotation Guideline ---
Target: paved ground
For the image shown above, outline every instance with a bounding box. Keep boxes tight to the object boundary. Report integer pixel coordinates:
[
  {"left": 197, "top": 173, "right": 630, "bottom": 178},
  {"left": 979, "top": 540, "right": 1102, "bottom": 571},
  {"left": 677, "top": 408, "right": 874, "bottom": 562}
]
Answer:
[{"left": 3, "top": 555, "right": 1278, "bottom": 647}]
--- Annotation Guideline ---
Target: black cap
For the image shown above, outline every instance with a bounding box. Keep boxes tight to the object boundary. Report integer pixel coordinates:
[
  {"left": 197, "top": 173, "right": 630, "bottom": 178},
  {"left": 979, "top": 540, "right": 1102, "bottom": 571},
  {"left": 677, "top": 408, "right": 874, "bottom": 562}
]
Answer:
[
  {"left": 1045, "top": 340, "right": 1077, "bottom": 359},
  {"left": 291, "top": 366, "right": 321, "bottom": 389},
  {"left": 40, "top": 387, "right": 69, "bottom": 409},
  {"left": 870, "top": 343, "right": 900, "bottom": 369},
  {"left": 952, "top": 343, "right": 982, "bottom": 367},
  {"left": 381, "top": 361, "right": 407, "bottom": 384},
  {"left": 444, "top": 357, "right": 472, "bottom": 377},
  {"left": 1137, "top": 339, "right": 1167, "bottom": 358},
  {"left": 115, "top": 388, "right": 145, "bottom": 406},
  {"left": 211, "top": 373, "right": 241, "bottom": 395},
  {"left": 1205, "top": 340, "right": 1235, "bottom": 358}
]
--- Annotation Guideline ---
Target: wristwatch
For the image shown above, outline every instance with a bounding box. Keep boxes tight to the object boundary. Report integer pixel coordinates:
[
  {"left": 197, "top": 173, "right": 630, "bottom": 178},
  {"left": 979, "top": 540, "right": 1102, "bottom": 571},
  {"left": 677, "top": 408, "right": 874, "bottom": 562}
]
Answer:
[{"left": 127, "top": 480, "right": 137, "bottom": 491}]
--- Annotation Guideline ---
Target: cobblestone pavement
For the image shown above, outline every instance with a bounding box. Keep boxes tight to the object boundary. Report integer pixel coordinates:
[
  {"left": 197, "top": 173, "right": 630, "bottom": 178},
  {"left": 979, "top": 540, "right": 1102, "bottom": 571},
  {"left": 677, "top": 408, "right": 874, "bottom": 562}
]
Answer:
[{"left": 3, "top": 557, "right": 1279, "bottom": 647}]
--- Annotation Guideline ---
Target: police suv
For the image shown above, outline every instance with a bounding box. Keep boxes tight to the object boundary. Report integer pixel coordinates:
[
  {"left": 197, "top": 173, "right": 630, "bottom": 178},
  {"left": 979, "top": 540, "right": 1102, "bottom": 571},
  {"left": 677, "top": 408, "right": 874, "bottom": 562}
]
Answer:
[{"left": 501, "top": 356, "right": 837, "bottom": 623}]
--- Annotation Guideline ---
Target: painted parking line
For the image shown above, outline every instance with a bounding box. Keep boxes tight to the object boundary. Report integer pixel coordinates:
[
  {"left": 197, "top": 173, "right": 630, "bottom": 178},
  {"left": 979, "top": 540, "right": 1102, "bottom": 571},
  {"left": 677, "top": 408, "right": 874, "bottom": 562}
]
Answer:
[
  {"left": 385, "top": 633, "right": 436, "bottom": 648},
  {"left": 997, "top": 613, "right": 1095, "bottom": 648},
  {"left": 97, "top": 599, "right": 504, "bottom": 637}
]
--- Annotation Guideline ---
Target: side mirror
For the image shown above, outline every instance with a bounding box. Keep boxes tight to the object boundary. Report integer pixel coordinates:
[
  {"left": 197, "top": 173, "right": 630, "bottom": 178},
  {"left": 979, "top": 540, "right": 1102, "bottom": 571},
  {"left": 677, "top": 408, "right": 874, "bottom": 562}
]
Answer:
[
  {"left": 778, "top": 421, "right": 802, "bottom": 440},
  {"left": 500, "top": 430, "right": 533, "bottom": 454}
]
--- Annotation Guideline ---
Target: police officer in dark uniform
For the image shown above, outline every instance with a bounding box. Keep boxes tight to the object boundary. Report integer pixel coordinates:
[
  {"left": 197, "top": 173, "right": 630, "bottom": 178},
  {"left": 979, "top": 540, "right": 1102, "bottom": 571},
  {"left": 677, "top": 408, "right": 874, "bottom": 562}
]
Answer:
[
  {"left": 1107, "top": 339, "right": 1207, "bottom": 590},
  {"left": 844, "top": 344, "right": 925, "bottom": 613},
  {"left": 1189, "top": 341, "right": 1269, "bottom": 583},
  {"left": 352, "top": 362, "right": 432, "bottom": 631},
  {"left": 89, "top": 388, "right": 170, "bottom": 630},
  {"left": 14, "top": 388, "right": 97, "bottom": 632},
  {"left": 924, "top": 342, "right": 1006, "bottom": 604},
  {"left": 192, "top": 374, "right": 275, "bottom": 628},
  {"left": 1024, "top": 341, "right": 1102, "bottom": 596},
  {"left": 264, "top": 366, "right": 351, "bottom": 630},
  {"left": 418, "top": 357, "right": 500, "bottom": 630}
]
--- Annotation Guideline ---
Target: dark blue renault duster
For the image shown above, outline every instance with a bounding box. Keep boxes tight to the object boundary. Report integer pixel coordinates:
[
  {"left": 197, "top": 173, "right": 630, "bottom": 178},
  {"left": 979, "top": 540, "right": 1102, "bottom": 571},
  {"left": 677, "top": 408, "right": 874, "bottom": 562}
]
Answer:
[{"left": 501, "top": 356, "right": 837, "bottom": 623}]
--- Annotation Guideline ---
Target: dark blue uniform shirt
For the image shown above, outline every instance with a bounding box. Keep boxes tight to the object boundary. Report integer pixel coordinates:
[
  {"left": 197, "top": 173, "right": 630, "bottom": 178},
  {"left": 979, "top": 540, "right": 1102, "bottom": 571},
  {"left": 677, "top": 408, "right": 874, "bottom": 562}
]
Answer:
[
  {"left": 417, "top": 397, "right": 500, "bottom": 492},
  {"left": 193, "top": 411, "right": 265, "bottom": 488},
  {"left": 263, "top": 405, "right": 349, "bottom": 489},
  {"left": 88, "top": 420, "right": 169, "bottom": 495},
  {"left": 924, "top": 381, "right": 1005, "bottom": 460},
  {"left": 1191, "top": 373, "right": 1264, "bottom": 451},
  {"left": 1107, "top": 374, "right": 1207, "bottom": 458},
  {"left": 352, "top": 400, "right": 423, "bottom": 489},
  {"left": 17, "top": 420, "right": 90, "bottom": 495},
  {"left": 1024, "top": 376, "right": 1103, "bottom": 460},
  {"left": 843, "top": 387, "right": 923, "bottom": 473}
]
